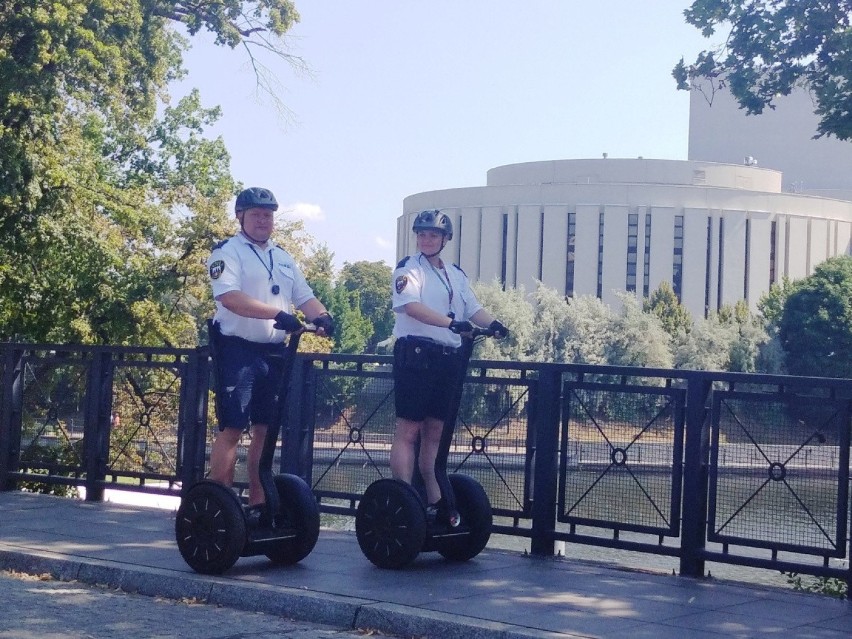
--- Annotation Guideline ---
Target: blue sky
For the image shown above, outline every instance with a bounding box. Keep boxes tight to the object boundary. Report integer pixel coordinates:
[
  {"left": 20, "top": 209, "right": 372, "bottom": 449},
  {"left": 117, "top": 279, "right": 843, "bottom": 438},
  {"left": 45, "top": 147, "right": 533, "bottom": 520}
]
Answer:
[{"left": 171, "top": 2, "right": 712, "bottom": 270}]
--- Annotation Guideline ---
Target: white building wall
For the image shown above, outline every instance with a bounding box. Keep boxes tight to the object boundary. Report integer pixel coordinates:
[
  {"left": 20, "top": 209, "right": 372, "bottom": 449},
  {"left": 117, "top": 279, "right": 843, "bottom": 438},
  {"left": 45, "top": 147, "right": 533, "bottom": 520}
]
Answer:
[
  {"left": 541, "top": 205, "right": 569, "bottom": 294},
  {"left": 746, "top": 213, "right": 772, "bottom": 311},
  {"left": 516, "top": 205, "right": 543, "bottom": 294},
  {"left": 720, "top": 210, "right": 747, "bottom": 307},
  {"left": 400, "top": 159, "right": 852, "bottom": 319},
  {"left": 573, "top": 204, "right": 600, "bottom": 297},
  {"left": 774, "top": 215, "right": 787, "bottom": 285},
  {"left": 838, "top": 221, "right": 852, "bottom": 256},
  {"left": 682, "top": 208, "right": 709, "bottom": 317},
  {"left": 479, "top": 207, "right": 505, "bottom": 284},
  {"left": 458, "top": 207, "right": 481, "bottom": 278},
  {"left": 601, "top": 205, "right": 629, "bottom": 308},
  {"left": 506, "top": 207, "right": 519, "bottom": 288},
  {"left": 648, "top": 206, "right": 675, "bottom": 294},
  {"left": 808, "top": 218, "right": 829, "bottom": 272},
  {"left": 786, "top": 217, "right": 809, "bottom": 280}
]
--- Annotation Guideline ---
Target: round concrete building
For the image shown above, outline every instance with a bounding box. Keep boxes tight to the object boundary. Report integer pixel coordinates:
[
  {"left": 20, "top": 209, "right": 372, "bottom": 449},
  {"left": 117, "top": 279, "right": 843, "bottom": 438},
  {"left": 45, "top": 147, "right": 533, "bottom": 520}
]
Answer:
[{"left": 398, "top": 158, "right": 852, "bottom": 319}]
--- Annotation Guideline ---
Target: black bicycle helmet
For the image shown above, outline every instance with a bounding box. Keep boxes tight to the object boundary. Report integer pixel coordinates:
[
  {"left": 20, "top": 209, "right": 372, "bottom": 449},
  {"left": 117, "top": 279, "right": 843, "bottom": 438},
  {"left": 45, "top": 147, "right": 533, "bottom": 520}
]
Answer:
[
  {"left": 412, "top": 209, "right": 453, "bottom": 240},
  {"left": 235, "top": 187, "right": 279, "bottom": 212}
]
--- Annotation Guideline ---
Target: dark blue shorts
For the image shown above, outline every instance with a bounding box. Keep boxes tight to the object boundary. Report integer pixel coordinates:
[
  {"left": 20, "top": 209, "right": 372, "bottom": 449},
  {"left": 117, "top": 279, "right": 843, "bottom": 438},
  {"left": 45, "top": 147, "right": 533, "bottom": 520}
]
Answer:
[
  {"left": 213, "top": 335, "right": 286, "bottom": 431},
  {"left": 393, "top": 337, "right": 464, "bottom": 422}
]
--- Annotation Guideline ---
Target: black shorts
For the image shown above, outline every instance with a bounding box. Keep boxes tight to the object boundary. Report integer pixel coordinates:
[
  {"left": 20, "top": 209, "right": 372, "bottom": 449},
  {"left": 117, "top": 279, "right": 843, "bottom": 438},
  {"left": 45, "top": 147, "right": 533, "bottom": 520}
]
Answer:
[
  {"left": 393, "top": 337, "right": 464, "bottom": 422},
  {"left": 213, "top": 334, "right": 286, "bottom": 431}
]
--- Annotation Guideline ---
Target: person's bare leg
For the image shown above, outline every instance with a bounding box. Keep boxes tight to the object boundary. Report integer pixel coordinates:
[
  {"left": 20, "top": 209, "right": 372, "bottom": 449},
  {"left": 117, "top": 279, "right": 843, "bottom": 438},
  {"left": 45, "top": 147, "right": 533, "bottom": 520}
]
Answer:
[
  {"left": 418, "top": 418, "right": 444, "bottom": 505},
  {"left": 390, "top": 418, "right": 421, "bottom": 484},
  {"left": 246, "top": 424, "right": 268, "bottom": 506},
  {"left": 208, "top": 428, "right": 242, "bottom": 486}
]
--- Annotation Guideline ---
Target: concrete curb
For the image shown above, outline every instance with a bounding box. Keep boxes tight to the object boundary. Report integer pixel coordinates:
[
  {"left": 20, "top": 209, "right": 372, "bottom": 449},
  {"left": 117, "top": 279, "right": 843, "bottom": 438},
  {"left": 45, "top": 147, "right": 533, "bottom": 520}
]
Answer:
[{"left": 0, "top": 546, "right": 562, "bottom": 639}]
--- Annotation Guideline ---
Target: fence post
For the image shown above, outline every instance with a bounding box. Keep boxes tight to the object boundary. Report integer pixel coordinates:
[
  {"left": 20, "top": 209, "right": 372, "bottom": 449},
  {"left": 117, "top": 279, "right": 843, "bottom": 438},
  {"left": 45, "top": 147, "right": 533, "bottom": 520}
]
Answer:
[
  {"left": 0, "top": 347, "right": 25, "bottom": 492},
  {"left": 530, "top": 365, "right": 561, "bottom": 556},
  {"left": 83, "top": 350, "right": 112, "bottom": 502},
  {"left": 679, "top": 373, "right": 712, "bottom": 577}
]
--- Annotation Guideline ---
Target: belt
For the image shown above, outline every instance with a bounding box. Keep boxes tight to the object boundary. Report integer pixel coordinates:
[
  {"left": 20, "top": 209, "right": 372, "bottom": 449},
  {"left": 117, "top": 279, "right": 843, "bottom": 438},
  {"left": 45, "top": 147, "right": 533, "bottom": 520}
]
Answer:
[{"left": 398, "top": 336, "right": 459, "bottom": 356}]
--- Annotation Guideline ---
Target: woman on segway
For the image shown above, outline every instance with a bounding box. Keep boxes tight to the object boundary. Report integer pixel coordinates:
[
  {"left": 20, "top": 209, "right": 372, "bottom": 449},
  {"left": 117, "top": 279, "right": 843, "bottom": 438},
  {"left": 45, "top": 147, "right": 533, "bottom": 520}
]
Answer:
[{"left": 389, "top": 209, "right": 508, "bottom": 526}]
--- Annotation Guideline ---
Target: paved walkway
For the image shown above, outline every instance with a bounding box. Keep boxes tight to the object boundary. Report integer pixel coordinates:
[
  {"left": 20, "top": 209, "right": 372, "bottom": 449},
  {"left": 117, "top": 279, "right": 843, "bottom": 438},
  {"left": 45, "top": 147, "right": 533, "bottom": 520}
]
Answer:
[{"left": 0, "top": 491, "right": 849, "bottom": 639}]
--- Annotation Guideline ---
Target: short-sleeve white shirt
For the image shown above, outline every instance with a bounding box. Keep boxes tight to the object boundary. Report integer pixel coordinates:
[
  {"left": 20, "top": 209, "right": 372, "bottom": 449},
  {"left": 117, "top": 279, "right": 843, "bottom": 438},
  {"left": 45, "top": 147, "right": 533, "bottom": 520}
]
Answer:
[
  {"left": 207, "top": 233, "right": 315, "bottom": 343},
  {"left": 391, "top": 252, "right": 483, "bottom": 347}
]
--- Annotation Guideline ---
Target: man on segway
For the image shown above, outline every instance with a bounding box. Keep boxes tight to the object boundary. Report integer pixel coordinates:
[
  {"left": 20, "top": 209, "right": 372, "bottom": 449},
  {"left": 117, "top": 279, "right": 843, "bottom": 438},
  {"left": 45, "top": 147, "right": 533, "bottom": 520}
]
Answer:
[{"left": 206, "top": 187, "right": 334, "bottom": 521}]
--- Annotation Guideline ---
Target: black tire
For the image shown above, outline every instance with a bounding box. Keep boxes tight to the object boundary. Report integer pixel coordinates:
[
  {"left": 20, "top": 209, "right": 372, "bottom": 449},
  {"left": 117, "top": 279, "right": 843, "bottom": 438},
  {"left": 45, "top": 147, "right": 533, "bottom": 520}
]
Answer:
[
  {"left": 175, "top": 480, "right": 247, "bottom": 575},
  {"left": 355, "top": 479, "right": 427, "bottom": 569},
  {"left": 264, "top": 474, "right": 320, "bottom": 565},
  {"left": 437, "top": 474, "right": 492, "bottom": 562}
]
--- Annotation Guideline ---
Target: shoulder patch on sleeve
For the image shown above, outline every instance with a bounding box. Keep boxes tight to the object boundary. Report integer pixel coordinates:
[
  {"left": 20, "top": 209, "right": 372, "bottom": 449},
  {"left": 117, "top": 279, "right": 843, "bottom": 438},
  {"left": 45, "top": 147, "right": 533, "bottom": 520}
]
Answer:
[
  {"left": 211, "top": 238, "right": 229, "bottom": 250},
  {"left": 452, "top": 263, "right": 467, "bottom": 277},
  {"left": 209, "top": 260, "right": 225, "bottom": 279},
  {"left": 395, "top": 275, "right": 409, "bottom": 294},
  {"left": 396, "top": 256, "right": 411, "bottom": 269}
]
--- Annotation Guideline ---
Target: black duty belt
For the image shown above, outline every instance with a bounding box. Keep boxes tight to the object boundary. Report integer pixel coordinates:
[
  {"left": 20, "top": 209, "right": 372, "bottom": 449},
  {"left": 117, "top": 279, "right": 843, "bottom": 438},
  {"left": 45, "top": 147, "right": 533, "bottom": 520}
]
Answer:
[{"left": 397, "top": 336, "right": 459, "bottom": 356}]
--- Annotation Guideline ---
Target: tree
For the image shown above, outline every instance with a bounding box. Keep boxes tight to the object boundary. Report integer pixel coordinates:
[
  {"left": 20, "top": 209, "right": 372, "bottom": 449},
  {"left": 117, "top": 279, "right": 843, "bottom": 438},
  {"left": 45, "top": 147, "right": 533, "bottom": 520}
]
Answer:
[
  {"left": 337, "top": 261, "right": 394, "bottom": 352},
  {"left": 779, "top": 256, "right": 852, "bottom": 378},
  {"left": 0, "top": 1, "right": 303, "bottom": 345},
  {"left": 674, "top": 1, "right": 852, "bottom": 140},
  {"left": 608, "top": 294, "right": 673, "bottom": 369},
  {"left": 643, "top": 281, "right": 693, "bottom": 339}
]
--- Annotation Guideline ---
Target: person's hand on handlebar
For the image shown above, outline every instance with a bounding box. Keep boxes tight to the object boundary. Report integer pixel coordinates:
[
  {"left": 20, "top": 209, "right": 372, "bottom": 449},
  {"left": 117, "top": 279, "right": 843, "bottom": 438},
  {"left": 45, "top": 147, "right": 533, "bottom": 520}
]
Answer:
[
  {"left": 312, "top": 312, "right": 335, "bottom": 337},
  {"left": 489, "top": 319, "right": 509, "bottom": 339},
  {"left": 448, "top": 319, "right": 474, "bottom": 334},
  {"left": 273, "top": 310, "right": 303, "bottom": 333}
]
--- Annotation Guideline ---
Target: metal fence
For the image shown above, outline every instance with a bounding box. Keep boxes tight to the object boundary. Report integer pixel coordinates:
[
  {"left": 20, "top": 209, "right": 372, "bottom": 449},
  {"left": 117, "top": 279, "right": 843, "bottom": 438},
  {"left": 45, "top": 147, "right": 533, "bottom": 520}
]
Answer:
[{"left": 1, "top": 341, "right": 850, "bottom": 589}]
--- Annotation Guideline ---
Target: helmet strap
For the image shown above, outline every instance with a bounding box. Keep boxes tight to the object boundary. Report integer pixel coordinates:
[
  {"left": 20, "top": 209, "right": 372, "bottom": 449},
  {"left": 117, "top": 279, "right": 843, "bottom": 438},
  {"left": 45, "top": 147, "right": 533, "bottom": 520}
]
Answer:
[
  {"left": 238, "top": 217, "right": 266, "bottom": 246},
  {"left": 421, "top": 236, "right": 447, "bottom": 259}
]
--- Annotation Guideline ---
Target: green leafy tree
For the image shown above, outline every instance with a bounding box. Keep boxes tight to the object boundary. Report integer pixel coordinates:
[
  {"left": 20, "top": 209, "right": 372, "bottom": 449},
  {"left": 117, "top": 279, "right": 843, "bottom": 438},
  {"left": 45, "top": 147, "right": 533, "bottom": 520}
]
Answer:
[
  {"left": 758, "top": 276, "right": 799, "bottom": 331},
  {"left": 644, "top": 281, "right": 693, "bottom": 339},
  {"left": 674, "top": 1, "right": 852, "bottom": 140},
  {"left": 338, "top": 261, "right": 394, "bottom": 352},
  {"left": 779, "top": 256, "right": 852, "bottom": 378},
  {"left": 0, "top": 1, "right": 302, "bottom": 345},
  {"left": 608, "top": 293, "right": 673, "bottom": 369}
]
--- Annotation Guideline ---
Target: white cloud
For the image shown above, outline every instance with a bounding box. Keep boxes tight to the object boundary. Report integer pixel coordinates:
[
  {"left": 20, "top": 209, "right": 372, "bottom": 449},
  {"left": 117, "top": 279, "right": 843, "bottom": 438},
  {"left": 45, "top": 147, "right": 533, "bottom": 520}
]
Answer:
[
  {"left": 375, "top": 236, "right": 392, "bottom": 248},
  {"left": 283, "top": 202, "right": 325, "bottom": 221}
]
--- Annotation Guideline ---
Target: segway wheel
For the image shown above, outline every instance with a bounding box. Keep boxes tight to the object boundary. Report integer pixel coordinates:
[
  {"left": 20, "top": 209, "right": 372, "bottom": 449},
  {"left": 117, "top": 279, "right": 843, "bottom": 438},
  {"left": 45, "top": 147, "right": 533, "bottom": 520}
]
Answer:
[
  {"left": 175, "top": 480, "right": 247, "bottom": 575},
  {"left": 437, "top": 474, "right": 492, "bottom": 562},
  {"left": 355, "top": 479, "right": 427, "bottom": 569},
  {"left": 264, "top": 474, "right": 320, "bottom": 565}
]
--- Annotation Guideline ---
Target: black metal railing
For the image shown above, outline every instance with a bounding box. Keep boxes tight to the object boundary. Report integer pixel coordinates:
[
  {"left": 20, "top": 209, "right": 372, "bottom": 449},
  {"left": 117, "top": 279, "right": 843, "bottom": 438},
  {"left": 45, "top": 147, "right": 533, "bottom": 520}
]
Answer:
[{"left": 1, "top": 341, "right": 849, "bottom": 590}]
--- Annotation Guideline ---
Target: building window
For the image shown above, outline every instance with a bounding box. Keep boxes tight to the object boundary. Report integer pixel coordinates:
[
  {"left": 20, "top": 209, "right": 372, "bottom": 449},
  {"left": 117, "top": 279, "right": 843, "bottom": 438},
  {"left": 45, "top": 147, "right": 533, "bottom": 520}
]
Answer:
[
  {"left": 566, "top": 212, "right": 576, "bottom": 297},
  {"left": 673, "top": 215, "right": 684, "bottom": 301},
  {"left": 596, "top": 211, "right": 604, "bottom": 298},
  {"left": 626, "top": 213, "right": 638, "bottom": 292},
  {"left": 704, "top": 217, "right": 712, "bottom": 317},
  {"left": 501, "top": 213, "right": 508, "bottom": 288},
  {"left": 643, "top": 214, "right": 652, "bottom": 297},
  {"left": 717, "top": 217, "right": 725, "bottom": 307},
  {"left": 769, "top": 220, "right": 777, "bottom": 286},
  {"left": 744, "top": 217, "right": 750, "bottom": 299}
]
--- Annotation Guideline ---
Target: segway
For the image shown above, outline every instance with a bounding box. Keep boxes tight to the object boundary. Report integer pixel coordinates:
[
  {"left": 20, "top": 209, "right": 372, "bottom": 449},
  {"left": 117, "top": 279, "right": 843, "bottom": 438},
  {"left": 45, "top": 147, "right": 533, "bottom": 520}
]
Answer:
[
  {"left": 355, "top": 326, "right": 495, "bottom": 569},
  {"left": 175, "top": 322, "right": 320, "bottom": 575}
]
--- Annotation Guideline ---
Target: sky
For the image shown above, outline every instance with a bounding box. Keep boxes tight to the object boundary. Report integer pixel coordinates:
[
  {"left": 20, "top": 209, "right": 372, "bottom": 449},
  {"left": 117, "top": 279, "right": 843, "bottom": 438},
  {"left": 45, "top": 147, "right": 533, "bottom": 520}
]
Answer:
[{"left": 171, "top": 1, "right": 714, "bottom": 271}]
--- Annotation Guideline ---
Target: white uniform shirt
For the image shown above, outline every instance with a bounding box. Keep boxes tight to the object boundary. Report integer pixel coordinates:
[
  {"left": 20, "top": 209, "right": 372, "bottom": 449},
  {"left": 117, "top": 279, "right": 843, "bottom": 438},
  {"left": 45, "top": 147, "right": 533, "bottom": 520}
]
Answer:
[
  {"left": 391, "top": 252, "right": 483, "bottom": 347},
  {"left": 207, "top": 233, "right": 315, "bottom": 343}
]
